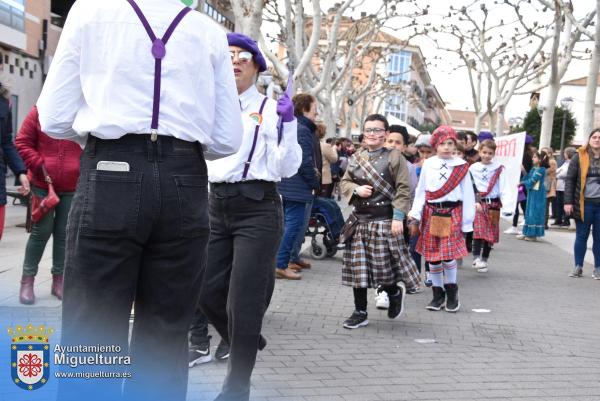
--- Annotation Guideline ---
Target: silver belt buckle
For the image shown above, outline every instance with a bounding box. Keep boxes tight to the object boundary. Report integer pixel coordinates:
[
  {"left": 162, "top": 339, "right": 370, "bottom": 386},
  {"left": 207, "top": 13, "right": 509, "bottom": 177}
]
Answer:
[{"left": 150, "top": 129, "right": 158, "bottom": 142}]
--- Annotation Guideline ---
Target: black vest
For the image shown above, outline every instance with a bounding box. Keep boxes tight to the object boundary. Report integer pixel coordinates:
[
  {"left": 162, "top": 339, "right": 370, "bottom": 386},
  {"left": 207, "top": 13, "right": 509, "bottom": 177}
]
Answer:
[{"left": 347, "top": 148, "right": 395, "bottom": 221}]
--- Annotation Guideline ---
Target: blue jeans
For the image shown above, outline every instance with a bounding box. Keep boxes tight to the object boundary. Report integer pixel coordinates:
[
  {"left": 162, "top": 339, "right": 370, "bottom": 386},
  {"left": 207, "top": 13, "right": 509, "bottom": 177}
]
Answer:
[
  {"left": 290, "top": 199, "right": 313, "bottom": 262},
  {"left": 276, "top": 199, "right": 311, "bottom": 268},
  {"left": 574, "top": 201, "right": 600, "bottom": 267}
]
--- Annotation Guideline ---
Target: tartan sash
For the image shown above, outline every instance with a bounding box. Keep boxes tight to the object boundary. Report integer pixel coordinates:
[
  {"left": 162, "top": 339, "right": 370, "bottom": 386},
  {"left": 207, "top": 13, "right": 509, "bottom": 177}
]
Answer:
[
  {"left": 425, "top": 163, "right": 468, "bottom": 201},
  {"left": 479, "top": 166, "right": 504, "bottom": 197},
  {"left": 354, "top": 153, "right": 394, "bottom": 201}
]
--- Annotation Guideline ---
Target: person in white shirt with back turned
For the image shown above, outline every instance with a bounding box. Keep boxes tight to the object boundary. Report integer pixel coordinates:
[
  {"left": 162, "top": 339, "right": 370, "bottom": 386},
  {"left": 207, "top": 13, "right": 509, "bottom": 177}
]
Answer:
[
  {"left": 36, "top": 1, "right": 243, "bottom": 401},
  {"left": 195, "top": 33, "right": 301, "bottom": 401}
]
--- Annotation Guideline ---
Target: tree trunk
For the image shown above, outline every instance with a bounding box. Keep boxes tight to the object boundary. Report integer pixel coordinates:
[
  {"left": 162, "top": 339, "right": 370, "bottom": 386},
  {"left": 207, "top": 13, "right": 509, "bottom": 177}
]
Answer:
[
  {"left": 540, "top": 80, "right": 560, "bottom": 148},
  {"left": 496, "top": 104, "right": 506, "bottom": 137},
  {"left": 230, "top": 0, "right": 265, "bottom": 39},
  {"left": 583, "top": 0, "right": 600, "bottom": 138},
  {"left": 474, "top": 114, "right": 483, "bottom": 134}
]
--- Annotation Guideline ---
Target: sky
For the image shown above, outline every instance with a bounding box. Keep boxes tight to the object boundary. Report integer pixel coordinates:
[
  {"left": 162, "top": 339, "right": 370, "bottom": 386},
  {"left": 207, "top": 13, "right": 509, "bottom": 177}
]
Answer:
[{"left": 310, "top": 0, "right": 596, "bottom": 122}]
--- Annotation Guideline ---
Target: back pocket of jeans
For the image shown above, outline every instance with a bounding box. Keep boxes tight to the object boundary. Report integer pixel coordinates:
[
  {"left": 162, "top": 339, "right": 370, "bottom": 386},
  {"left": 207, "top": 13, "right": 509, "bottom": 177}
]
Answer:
[
  {"left": 173, "top": 175, "right": 209, "bottom": 238},
  {"left": 80, "top": 170, "right": 143, "bottom": 237}
]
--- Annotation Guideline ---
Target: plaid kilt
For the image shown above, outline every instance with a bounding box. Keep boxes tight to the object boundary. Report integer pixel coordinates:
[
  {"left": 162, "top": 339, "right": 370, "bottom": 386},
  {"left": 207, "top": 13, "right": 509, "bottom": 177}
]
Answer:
[
  {"left": 473, "top": 200, "right": 501, "bottom": 243},
  {"left": 342, "top": 219, "right": 420, "bottom": 290},
  {"left": 417, "top": 203, "right": 468, "bottom": 262}
]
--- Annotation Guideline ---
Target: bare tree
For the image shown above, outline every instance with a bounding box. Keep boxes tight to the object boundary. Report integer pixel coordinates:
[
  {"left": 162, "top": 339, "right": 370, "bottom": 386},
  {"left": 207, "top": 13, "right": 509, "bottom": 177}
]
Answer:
[
  {"left": 536, "top": 0, "right": 596, "bottom": 148},
  {"left": 565, "top": 0, "right": 600, "bottom": 139},
  {"left": 228, "top": 0, "right": 426, "bottom": 137},
  {"left": 424, "top": 0, "right": 552, "bottom": 135}
]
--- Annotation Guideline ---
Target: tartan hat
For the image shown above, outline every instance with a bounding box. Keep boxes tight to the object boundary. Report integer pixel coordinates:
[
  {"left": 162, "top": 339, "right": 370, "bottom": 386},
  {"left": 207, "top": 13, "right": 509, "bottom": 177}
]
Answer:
[
  {"left": 430, "top": 126, "right": 458, "bottom": 148},
  {"left": 227, "top": 33, "right": 267, "bottom": 72}
]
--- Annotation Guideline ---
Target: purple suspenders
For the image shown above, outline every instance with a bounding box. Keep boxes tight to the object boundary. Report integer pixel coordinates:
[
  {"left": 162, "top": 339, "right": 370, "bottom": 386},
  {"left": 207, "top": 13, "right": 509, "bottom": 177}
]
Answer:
[
  {"left": 126, "top": 0, "right": 191, "bottom": 141},
  {"left": 241, "top": 97, "right": 268, "bottom": 181}
]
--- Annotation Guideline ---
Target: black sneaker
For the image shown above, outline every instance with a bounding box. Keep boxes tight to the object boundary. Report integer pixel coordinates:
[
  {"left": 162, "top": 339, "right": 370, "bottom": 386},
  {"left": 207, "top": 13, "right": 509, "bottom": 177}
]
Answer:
[
  {"left": 426, "top": 287, "right": 445, "bottom": 311},
  {"left": 215, "top": 339, "right": 230, "bottom": 361},
  {"left": 387, "top": 282, "right": 406, "bottom": 319},
  {"left": 342, "top": 310, "right": 368, "bottom": 329},
  {"left": 188, "top": 339, "right": 212, "bottom": 367},
  {"left": 444, "top": 283, "right": 460, "bottom": 313}
]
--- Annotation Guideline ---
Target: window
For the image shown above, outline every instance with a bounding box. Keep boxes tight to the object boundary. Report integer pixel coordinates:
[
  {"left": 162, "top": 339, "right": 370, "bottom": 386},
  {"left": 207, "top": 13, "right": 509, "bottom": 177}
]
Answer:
[
  {"left": 0, "top": 0, "right": 25, "bottom": 32},
  {"left": 387, "top": 51, "right": 411, "bottom": 84},
  {"left": 384, "top": 95, "right": 408, "bottom": 122},
  {"left": 202, "top": 2, "right": 234, "bottom": 31}
]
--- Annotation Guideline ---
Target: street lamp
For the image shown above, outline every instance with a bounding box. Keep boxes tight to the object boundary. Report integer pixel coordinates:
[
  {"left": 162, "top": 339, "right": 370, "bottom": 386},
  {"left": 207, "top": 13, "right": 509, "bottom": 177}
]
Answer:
[{"left": 559, "top": 96, "right": 573, "bottom": 158}]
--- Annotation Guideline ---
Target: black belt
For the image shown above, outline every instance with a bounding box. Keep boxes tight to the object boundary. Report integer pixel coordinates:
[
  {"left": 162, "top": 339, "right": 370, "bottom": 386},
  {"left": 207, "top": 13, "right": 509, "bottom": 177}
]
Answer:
[
  {"left": 481, "top": 197, "right": 500, "bottom": 203},
  {"left": 87, "top": 133, "right": 203, "bottom": 156},
  {"left": 210, "top": 180, "right": 277, "bottom": 200},
  {"left": 427, "top": 201, "right": 462, "bottom": 209}
]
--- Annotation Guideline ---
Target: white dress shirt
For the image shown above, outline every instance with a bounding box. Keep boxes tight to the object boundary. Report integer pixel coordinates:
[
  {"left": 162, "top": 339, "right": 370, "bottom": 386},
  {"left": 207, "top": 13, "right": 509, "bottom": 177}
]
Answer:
[
  {"left": 409, "top": 156, "right": 475, "bottom": 232},
  {"left": 469, "top": 161, "right": 512, "bottom": 214},
  {"left": 37, "top": 0, "right": 243, "bottom": 159},
  {"left": 208, "top": 86, "right": 301, "bottom": 183}
]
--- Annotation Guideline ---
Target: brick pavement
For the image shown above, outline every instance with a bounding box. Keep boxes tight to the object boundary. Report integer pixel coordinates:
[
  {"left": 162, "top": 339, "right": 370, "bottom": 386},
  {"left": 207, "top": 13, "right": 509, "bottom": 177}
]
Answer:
[{"left": 1, "top": 202, "right": 599, "bottom": 400}]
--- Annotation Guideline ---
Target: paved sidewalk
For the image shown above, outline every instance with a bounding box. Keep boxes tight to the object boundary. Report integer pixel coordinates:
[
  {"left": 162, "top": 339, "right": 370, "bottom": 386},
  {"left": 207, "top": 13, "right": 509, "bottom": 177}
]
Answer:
[{"left": 1, "top": 202, "right": 599, "bottom": 401}]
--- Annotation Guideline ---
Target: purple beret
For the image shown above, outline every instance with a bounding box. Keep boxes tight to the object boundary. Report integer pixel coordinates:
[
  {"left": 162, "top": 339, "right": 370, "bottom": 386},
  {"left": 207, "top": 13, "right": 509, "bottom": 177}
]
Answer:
[
  {"left": 525, "top": 134, "right": 533, "bottom": 144},
  {"left": 478, "top": 131, "right": 494, "bottom": 142},
  {"left": 227, "top": 33, "right": 267, "bottom": 73}
]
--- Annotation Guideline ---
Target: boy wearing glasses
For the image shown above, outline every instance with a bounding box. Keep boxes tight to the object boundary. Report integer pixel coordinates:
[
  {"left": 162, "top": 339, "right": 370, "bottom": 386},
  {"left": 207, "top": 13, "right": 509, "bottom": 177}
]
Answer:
[{"left": 339, "top": 114, "right": 420, "bottom": 329}]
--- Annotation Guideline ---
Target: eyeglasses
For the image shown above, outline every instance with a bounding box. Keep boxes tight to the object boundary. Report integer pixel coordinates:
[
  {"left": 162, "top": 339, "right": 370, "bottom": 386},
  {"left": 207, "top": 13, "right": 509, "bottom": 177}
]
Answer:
[
  {"left": 230, "top": 50, "right": 253, "bottom": 63},
  {"left": 363, "top": 128, "right": 386, "bottom": 135}
]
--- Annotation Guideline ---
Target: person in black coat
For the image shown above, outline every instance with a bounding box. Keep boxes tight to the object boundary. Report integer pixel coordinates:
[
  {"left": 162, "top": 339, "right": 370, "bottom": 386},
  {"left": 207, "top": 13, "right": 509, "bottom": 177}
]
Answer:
[
  {"left": 0, "top": 82, "right": 30, "bottom": 240},
  {"left": 276, "top": 93, "right": 320, "bottom": 279}
]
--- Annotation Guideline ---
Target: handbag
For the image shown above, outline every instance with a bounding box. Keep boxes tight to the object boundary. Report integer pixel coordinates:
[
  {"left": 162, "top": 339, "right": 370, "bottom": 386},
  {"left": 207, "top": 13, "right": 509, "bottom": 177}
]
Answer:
[
  {"left": 339, "top": 213, "right": 359, "bottom": 244},
  {"left": 429, "top": 210, "right": 452, "bottom": 238},
  {"left": 488, "top": 208, "right": 501, "bottom": 226},
  {"left": 30, "top": 166, "right": 60, "bottom": 224}
]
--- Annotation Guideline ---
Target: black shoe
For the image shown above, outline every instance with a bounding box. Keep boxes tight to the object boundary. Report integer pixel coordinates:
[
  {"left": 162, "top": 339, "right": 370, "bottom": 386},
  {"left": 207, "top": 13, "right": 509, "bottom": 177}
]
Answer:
[
  {"left": 342, "top": 310, "right": 368, "bottom": 329},
  {"left": 444, "top": 283, "right": 460, "bottom": 313},
  {"left": 387, "top": 282, "right": 406, "bottom": 319},
  {"left": 258, "top": 334, "right": 267, "bottom": 350},
  {"left": 188, "top": 337, "right": 212, "bottom": 367},
  {"left": 426, "top": 287, "right": 445, "bottom": 311},
  {"left": 215, "top": 339, "right": 230, "bottom": 361}
]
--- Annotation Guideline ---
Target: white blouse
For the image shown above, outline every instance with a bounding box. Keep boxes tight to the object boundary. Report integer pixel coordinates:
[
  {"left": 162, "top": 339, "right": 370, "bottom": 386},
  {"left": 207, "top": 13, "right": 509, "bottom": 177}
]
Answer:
[
  {"left": 409, "top": 156, "right": 476, "bottom": 232},
  {"left": 208, "top": 86, "right": 302, "bottom": 183},
  {"left": 469, "top": 161, "right": 512, "bottom": 214}
]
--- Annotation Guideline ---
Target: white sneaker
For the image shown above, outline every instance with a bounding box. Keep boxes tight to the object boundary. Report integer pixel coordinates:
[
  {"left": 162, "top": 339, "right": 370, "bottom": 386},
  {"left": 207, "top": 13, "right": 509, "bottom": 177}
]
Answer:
[
  {"left": 504, "top": 227, "right": 519, "bottom": 235},
  {"left": 475, "top": 260, "right": 488, "bottom": 272},
  {"left": 516, "top": 234, "right": 525, "bottom": 240},
  {"left": 472, "top": 258, "right": 481, "bottom": 268},
  {"left": 375, "top": 287, "right": 389, "bottom": 310}
]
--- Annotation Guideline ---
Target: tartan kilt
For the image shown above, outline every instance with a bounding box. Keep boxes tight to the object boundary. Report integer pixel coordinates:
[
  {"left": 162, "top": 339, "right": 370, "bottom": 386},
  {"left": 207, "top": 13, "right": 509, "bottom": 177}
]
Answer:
[
  {"left": 416, "top": 203, "right": 468, "bottom": 262},
  {"left": 342, "top": 219, "right": 420, "bottom": 290},
  {"left": 473, "top": 201, "right": 501, "bottom": 243}
]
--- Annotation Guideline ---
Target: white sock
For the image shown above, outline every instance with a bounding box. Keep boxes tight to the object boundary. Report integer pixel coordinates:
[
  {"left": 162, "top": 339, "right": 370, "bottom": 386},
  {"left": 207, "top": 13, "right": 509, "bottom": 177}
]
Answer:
[
  {"left": 443, "top": 260, "right": 458, "bottom": 284},
  {"left": 429, "top": 263, "right": 444, "bottom": 287}
]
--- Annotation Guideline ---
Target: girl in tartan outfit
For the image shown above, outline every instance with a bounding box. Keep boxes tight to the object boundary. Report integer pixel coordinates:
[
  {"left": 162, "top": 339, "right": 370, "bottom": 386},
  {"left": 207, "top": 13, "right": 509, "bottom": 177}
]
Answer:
[
  {"left": 469, "top": 140, "right": 512, "bottom": 273},
  {"left": 340, "top": 114, "right": 420, "bottom": 329},
  {"left": 408, "top": 126, "right": 475, "bottom": 313}
]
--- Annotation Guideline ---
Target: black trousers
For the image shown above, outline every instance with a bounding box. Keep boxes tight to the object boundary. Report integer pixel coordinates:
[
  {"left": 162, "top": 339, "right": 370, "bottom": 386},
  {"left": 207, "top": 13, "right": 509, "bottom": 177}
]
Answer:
[
  {"left": 189, "top": 305, "right": 209, "bottom": 346},
  {"left": 58, "top": 135, "right": 209, "bottom": 401},
  {"left": 199, "top": 182, "right": 283, "bottom": 401}
]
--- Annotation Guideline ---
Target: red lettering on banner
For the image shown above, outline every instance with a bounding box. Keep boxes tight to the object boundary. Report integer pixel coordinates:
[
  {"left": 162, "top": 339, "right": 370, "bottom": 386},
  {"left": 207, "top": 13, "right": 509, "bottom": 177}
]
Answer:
[{"left": 496, "top": 138, "right": 517, "bottom": 157}]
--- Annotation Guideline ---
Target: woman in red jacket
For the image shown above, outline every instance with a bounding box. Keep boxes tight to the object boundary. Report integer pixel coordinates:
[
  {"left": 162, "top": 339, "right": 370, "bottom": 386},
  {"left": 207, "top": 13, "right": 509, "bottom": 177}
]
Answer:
[{"left": 15, "top": 106, "right": 82, "bottom": 304}]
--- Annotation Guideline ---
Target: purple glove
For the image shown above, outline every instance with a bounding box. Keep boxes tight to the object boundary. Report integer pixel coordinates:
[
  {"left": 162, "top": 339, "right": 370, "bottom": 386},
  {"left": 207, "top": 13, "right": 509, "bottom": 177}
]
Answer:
[{"left": 277, "top": 93, "right": 295, "bottom": 123}]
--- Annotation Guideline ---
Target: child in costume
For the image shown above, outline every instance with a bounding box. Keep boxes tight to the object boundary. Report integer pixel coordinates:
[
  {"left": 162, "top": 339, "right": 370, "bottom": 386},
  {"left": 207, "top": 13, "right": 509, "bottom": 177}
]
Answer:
[
  {"left": 469, "top": 140, "right": 512, "bottom": 272},
  {"left": 517, "top": 151, "right": 548, "bottom": 241},
  {"left": 408, "top": 126, "right": 475, "bottom": 312}
]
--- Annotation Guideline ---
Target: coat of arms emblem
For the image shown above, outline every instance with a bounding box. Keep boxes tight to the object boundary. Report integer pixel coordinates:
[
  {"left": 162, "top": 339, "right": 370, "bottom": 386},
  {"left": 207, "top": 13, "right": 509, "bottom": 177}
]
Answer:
[{"left": 8, "top": 324, "right": 54, "bottom": 390}]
